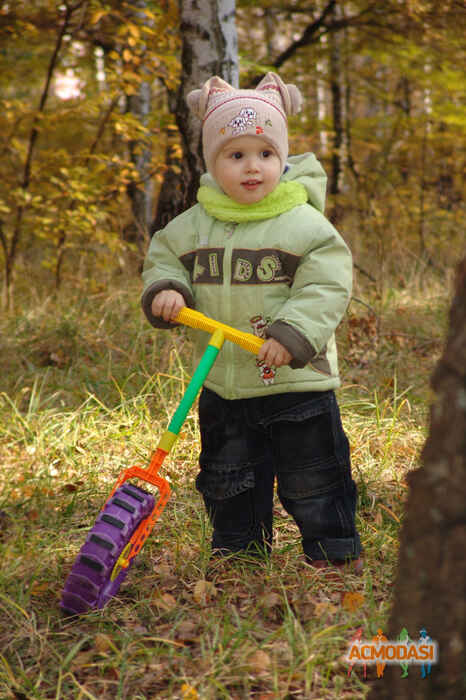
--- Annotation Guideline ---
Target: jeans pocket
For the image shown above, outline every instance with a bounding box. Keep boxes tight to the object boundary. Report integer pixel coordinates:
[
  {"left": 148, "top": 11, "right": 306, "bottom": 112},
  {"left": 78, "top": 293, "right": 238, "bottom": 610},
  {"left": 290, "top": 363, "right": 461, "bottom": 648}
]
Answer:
[
  {"left": 196, "top": 463, "right": 255, "bottom": 501},
  {"left": 277, "top": 457, "right": 343, "bottom": 500}
]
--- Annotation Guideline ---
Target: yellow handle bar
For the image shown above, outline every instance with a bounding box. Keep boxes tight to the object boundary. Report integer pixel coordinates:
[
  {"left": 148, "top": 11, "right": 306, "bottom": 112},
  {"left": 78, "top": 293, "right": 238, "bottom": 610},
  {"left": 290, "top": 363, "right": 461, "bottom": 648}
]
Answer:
[{"left": 174, "top": 307, "right": 264, "bottom": 356}]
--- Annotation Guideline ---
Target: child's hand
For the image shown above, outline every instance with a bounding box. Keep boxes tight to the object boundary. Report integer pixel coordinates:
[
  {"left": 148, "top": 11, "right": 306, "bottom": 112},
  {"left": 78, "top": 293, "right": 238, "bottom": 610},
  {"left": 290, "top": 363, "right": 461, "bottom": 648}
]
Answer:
[
  {"left": 257, "top": 338, "right": 292, "bottom": 367},
  {"left": 151, "top": 290, "right": 185, "bottom": 322}
]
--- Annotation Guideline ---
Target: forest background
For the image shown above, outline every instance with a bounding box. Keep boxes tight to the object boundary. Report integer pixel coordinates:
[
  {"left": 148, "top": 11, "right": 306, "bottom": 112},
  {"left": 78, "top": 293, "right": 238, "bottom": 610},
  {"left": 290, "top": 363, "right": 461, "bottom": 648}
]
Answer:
[{"left": 0, "top": 1, "right": 464, "bottom": 699}]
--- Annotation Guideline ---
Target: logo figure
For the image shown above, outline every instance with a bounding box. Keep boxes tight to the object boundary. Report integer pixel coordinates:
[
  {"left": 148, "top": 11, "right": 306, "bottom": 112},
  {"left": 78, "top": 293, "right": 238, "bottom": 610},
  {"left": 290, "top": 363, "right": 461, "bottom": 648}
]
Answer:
[
  {"left": 347, "top": 628, "right": 366, "bottom": 679},
  {"left": 398, "top": 627, "right": 410, "bottom": 678},
  {"left": 419, "top": 628, "right": 432, "bottom": 678},
  {"left": 372, "top": 629, "right": 388, "bottom": 678}
]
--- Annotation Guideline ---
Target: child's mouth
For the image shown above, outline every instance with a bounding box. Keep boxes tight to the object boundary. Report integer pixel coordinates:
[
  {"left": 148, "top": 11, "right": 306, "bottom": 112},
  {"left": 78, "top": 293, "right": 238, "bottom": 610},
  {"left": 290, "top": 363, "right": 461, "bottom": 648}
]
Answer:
[{"left": 242, "top": 180, "right": 262, "bottom": 190}]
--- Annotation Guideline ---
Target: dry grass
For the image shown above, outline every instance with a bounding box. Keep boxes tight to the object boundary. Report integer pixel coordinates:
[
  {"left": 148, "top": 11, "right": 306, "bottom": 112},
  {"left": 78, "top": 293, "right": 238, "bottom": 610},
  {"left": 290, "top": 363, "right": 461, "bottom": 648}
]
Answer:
[{"left": 0, "top": 267, "right": 450, "bottom": 699}]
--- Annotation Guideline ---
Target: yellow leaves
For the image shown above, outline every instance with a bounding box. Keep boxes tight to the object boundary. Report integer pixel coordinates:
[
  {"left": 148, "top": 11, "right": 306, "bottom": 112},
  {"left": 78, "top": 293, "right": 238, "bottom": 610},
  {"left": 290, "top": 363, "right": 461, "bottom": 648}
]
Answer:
[
  {"left": 128, "top": 24, "right": 141, "bottom": 40},
  {"left": 181, "top": 684, "right": 199, "bottom": 699},
  {"left": 341, "top": 591, "right": 365, "bottom": 613},
  {"left": 90, "top": 10, "right": 108, "bottom": 25}
]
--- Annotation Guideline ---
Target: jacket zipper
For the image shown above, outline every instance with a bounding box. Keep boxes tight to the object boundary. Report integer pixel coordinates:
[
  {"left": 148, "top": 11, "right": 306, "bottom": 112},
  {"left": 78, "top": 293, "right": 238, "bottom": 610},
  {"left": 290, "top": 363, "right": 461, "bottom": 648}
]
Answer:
[{"left": 222, "top": 223, "right": 237, "bottom": 397}]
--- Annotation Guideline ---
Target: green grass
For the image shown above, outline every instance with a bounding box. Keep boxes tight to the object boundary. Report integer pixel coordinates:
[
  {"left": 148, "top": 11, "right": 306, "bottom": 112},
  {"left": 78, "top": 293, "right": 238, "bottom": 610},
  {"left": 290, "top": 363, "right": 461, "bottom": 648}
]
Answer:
[{"left": 0, "top": 269, "right": 449, "bottom": 699}]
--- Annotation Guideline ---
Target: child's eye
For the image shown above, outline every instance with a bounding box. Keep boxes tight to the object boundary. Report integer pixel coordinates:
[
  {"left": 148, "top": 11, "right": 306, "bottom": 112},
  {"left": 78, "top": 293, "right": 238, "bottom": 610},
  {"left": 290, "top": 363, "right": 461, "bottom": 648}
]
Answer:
[
  {"left": 232, "top": 152, "right": 242, "bottom": 159},
  {"left": 262, "top": 150, "right": 273, "bottom": 158}
]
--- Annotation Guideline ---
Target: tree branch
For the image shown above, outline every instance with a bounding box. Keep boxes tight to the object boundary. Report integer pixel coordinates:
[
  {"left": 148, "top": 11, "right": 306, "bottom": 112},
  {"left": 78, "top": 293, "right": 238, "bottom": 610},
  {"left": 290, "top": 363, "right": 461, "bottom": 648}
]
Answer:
[
  {"left": 272, "top": 0, "right": 337, "bottom": 69},
  {"left": 271, "top": 2, "right": 391, "bottom": 71}
]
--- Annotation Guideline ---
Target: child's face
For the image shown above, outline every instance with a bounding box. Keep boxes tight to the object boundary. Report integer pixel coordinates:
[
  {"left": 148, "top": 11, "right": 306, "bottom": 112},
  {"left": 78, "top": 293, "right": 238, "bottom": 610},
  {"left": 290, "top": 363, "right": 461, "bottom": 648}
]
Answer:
[{"left": 213, "top": 136, "right": 282, "bottom": 205}]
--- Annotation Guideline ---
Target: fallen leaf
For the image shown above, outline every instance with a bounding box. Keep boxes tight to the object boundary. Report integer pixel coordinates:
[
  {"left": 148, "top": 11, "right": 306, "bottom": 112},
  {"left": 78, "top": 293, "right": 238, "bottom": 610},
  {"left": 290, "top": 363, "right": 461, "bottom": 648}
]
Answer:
[
  {"left": 70, "top": 650, "right": 94, "bottom": 670},
  {"left": 261, "top": 592, "right": 281, "bottom": 609},
  {"left": 175, "top": 620, "right": 198, "bottom": 643},
  {"left": 342, "top": 591, "right": 365, "bottom": 613},
  {"left": 152, "top": 592, "right": 177, "bottom": 611},
  {"left": 193, "top": 579, "right": 217, "bottom": 606},
  {"left": 30, "top": 581, "right": 49, "bottom": 596},
  {"left": 94, "top": 633, "right": 113, "bottom": 653},
  {"left": 103, "top": 666, "right": 119, "bottom": 681},
  {"left": 248, "top": 649, "right": 271, "bottom": 675},
  {"left": 313, "top": 601, "right": 338, "bottom": 617},
  {"left": 181, "top": 683, "right": 199, "bottom": 699}
]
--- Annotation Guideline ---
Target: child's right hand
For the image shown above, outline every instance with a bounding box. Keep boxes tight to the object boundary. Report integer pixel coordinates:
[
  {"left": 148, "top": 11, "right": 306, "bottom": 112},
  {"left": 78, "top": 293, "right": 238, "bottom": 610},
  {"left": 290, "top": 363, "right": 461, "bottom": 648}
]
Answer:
[{"left": 151, "top": 290, "right": 185, "bottom": 322}]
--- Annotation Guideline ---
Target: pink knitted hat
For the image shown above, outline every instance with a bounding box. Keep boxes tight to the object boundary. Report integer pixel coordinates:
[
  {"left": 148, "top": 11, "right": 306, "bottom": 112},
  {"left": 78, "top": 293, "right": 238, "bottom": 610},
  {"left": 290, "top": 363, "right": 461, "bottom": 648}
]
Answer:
[{"left": 187, "top": 72, "right": 302, "bottom": 174}]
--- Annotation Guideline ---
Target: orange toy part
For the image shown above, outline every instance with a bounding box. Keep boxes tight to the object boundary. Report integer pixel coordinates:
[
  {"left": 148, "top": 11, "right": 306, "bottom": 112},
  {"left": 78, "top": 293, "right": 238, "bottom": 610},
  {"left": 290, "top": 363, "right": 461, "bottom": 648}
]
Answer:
[{"left": 105, "top": 447, "right": 171, "bottom": 566}]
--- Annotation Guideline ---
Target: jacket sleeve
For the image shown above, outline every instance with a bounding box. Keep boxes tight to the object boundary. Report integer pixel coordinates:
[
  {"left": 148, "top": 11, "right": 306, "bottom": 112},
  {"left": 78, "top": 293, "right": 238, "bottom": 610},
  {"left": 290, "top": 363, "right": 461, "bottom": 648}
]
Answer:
[
  {"left": 265, "top": 210, "right": 352, "bottom": 369},
  {"left": 141, "top": 215, "right": 195, "bottom": 329}
]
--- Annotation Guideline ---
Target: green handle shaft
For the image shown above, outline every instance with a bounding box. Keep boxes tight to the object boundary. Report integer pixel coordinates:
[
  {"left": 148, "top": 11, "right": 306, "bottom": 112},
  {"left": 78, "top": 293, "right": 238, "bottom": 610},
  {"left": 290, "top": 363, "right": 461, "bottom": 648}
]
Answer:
[{"left": 167, "top": 330, "right": 224, "bottom": 436}]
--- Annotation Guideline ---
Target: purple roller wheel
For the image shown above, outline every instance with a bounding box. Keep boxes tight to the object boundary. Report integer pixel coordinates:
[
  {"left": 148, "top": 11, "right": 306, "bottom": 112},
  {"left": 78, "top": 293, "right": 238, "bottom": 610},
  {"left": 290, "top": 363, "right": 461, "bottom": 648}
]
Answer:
[{"left": 60, "top": 482, "right": 155, "bottom": 615}]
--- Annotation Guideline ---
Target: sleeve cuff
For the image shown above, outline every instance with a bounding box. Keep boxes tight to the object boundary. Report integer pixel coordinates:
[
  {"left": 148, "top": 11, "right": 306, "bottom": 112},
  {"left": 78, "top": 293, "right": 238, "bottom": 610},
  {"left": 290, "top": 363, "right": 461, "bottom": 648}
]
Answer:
[{"left": 265, "top": 320, "right": 315, "bottom": 369}]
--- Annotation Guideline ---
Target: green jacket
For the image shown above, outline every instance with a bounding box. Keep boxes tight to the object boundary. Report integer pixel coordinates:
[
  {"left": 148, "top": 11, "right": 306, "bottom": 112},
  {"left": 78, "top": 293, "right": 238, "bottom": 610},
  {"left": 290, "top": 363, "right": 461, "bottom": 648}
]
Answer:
[{"left": 142, "top": 153, "right": 352, "bottom": 399}]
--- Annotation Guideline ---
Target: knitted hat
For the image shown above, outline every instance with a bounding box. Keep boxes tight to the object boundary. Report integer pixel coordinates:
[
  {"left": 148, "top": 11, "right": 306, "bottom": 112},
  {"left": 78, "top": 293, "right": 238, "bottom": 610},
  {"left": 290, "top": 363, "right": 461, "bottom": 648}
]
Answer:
[{"left": 187, "top": 72, "right": 302, "bottom": 174}]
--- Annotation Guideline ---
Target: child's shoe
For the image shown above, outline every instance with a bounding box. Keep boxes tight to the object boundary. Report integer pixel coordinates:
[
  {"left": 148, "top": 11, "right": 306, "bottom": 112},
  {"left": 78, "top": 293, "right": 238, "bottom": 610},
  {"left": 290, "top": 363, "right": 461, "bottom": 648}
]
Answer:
[{"left": 305, "top": 557, "right": 364, "bottom": 580}]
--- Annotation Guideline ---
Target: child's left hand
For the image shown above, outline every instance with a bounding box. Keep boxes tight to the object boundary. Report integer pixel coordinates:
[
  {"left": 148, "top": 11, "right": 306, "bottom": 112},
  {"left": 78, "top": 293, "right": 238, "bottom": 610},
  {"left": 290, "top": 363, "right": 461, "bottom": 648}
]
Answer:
[{"left": 257, "top": 338, "right": 292, "bottom": 367}]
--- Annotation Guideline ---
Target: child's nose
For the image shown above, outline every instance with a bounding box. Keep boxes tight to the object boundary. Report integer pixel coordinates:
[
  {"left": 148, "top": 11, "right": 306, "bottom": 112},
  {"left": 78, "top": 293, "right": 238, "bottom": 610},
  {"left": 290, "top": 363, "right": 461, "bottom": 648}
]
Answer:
[{"left": 245, "top": 157, "right": 260, "bottom": 172}]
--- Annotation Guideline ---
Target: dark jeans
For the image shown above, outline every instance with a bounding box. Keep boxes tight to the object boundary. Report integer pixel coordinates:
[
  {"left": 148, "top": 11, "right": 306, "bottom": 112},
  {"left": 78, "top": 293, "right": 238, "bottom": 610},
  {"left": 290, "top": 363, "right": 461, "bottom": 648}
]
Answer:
[{"left": 196, "top": 387, "right": 362, "bottom": 562}]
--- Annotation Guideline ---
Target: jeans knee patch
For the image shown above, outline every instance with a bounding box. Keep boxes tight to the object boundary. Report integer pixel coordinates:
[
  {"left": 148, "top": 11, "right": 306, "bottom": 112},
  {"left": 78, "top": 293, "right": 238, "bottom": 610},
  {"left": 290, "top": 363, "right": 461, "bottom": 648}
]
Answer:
[{"left": 196, "top": 463, "right": 255, "bottom": 500}]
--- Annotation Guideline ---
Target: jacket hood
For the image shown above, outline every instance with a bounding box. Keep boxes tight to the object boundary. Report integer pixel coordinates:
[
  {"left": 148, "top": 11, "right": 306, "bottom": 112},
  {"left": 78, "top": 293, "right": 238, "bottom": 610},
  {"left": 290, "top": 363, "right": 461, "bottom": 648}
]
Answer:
[
  {"left": 200, "top": 152, "right": 327, "bottom": 214},
  {"left": 282, "top": 153, "right": 327, "bottom": 213}
]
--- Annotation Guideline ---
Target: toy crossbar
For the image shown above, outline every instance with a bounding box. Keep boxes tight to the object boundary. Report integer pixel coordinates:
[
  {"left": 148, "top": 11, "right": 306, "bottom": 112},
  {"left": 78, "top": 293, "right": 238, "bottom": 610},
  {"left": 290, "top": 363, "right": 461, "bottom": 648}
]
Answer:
[{"left": 175, "top": 307, "right": 265, "bottom": 355}]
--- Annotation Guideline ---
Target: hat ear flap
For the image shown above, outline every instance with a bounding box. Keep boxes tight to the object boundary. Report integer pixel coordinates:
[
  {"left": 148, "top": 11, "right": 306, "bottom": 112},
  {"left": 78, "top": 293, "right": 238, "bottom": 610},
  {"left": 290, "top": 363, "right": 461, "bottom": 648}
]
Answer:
[
  {"left": 256, "top": 72, "right": 303, "bottom": 116},
  {"left": 187, "top": 76, "right": 236, "bottom": 119}
]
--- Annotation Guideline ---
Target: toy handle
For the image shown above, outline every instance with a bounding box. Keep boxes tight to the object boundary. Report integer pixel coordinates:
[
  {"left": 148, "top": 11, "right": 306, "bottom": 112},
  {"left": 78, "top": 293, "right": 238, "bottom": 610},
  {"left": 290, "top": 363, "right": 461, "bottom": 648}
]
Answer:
[{"left": 175, "top": 307, "right": 264, "bottom": 355}]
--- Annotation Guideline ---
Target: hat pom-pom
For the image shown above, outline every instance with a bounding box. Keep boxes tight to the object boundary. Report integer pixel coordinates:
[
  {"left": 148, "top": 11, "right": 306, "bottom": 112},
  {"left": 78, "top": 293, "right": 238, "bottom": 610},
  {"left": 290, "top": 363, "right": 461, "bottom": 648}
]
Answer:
[
  {"left": 187, "top": 89, "right": 204, "bottom": 119},
  {"left": 286, "top": 83, "right": 303, "bottom": 115}
]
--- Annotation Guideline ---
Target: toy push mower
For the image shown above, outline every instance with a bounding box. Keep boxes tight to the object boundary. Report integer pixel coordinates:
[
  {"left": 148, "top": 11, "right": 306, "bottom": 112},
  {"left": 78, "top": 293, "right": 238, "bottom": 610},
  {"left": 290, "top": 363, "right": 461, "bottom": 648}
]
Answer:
[{"left": 60, "top": 308, "right": 264, "bottom": 616}]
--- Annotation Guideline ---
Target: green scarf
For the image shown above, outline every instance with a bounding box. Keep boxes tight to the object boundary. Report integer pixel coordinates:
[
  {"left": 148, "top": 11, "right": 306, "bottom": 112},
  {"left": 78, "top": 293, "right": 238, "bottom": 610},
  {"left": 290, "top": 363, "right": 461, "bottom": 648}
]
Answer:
[{"left": 197, "top": 181, "right": 308, "bottom": 223}]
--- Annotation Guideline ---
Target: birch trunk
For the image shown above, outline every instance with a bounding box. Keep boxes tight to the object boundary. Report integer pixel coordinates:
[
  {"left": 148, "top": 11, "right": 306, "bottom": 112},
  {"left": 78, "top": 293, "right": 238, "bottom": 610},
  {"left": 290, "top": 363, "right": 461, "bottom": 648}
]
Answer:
[
  {"left": 152, "top": 0, "right": 238, "bottom": 233},
  {"left": 125, "top": 0, "right": 154, "bottom": 251}
]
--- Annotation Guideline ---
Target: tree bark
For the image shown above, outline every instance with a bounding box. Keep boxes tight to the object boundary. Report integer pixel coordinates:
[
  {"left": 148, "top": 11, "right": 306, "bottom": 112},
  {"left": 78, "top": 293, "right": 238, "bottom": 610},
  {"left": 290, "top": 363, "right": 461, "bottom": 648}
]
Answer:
[
  {"left": 368, "top": 258, "right": 466, "bottom": 698},
  {"left": 328, "top": 2, "right": 346, "bottom": 198},
  {"left": 152, "top": 0, "right": 238, "bottom": 233},
  {"left": 125, "top": 0, "right": 154, "bottom": 251}
]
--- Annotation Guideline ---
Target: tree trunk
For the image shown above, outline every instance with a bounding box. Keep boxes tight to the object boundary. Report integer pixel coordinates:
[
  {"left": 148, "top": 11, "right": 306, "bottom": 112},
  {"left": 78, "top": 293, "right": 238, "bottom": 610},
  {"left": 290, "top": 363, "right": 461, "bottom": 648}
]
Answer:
[
  {"left": 125, "top": 0, "right": 154, "bottom": 252},
  {"left": 328, "top": 4, "right": 347, "bottom": 225},
  {"left": 152, "top": 0, "right": 238, "bottom": 234},
  {"left": 368, "top": 258, "right": 466, "bottom": 698},
  {"left": 126, "top": 78, "right": 154, "bottom": 251}
]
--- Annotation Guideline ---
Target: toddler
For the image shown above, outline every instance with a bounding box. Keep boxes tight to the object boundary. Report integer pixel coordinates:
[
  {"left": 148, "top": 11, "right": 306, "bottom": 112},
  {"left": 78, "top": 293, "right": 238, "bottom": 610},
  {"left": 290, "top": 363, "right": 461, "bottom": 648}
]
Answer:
[{"left": 142, "top": 73, "right": 362, "bottom": 573}]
